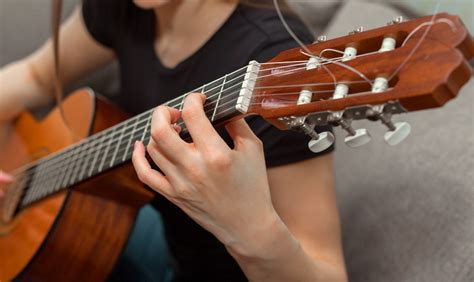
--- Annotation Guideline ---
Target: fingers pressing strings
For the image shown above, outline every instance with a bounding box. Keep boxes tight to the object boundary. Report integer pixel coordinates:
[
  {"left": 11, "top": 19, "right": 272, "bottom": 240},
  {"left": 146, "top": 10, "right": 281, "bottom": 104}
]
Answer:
[{"left": 10, "top": 15, "right": 446, "bottom": 180}]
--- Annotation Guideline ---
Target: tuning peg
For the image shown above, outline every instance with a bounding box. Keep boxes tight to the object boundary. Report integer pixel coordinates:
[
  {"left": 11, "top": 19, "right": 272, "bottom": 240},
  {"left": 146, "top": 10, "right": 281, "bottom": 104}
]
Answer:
[
  {"left": 345, "top": 128, "right": 372, "bottom": 148},
  {"left": 349, "top": 26, "right": 364, "bottom": 35},
  {"left": 365, "top": 105, "right": 411, "bottom": 146},
  {"left": 299, "top": 122, "right": 335, "bottom": 153},
  {"left": 384, "top": 122, "right": 411, "bottom": 145},
  {"left": 308, "top": 131, "right": 335, "bottom": 153},
  {"left": 387, "top": 16, "right": 404, "bottom": 25},
  {"left": 335, "top": 118, "right": 372, "bottom": 148},
  {"left": 316, "top": 35, "right": 327, "bottom": 43}
]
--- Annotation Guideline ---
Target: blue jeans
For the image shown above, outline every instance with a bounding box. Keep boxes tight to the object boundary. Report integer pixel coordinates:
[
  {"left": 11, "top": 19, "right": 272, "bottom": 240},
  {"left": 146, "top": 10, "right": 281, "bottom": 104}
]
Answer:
[{"left": 108, "top": 205, "right": 174, "bottom": 282}]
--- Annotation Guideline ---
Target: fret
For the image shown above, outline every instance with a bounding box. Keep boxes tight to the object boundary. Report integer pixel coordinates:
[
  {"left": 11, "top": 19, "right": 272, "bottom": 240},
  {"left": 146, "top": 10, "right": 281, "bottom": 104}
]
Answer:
[
  {"left": 20, "top": 167, "right": 40, "bottom": 206},
  {"left": 140, "top": 114, "right": 152, "bottom": 142},
  {"left": 22, "top": 166, "right": 42, "bottom": 205},
  {"left": 110, "top": 123, "right": 127, "bottom": 167},
  {"left": 203, "top": 79, "right": 222, "bottom": 118},
  {"left": 14, "top": 65, "right": 259, "bottom": 211},
  {"left": 4, "top": 173, "right": 28, "bottom": 219},
  {"left": 122, "top": 116, "right": 140, "bottom": 162},
  {"left": 211, "top": 70, "right": 245, "bottom": 123},
  {"left": 125, "top": 116, "right": 149, "bottom": 160},
  {"left": 69, "top": 141, "right": 90, "bottom": 186},
  {"left": 178, "top": 93, "right": 188, "bottom": 111},
  {"left": 99, "top": 127, "right": 118, "bottom": 172},
  {"left": 61, "top": 146, "right": 81, "bottom": 188},
  {"left": 26, "top": 159, "right": 55, "bottom": 206},
  {"left": 89, "top": 133, "right": 107, "bottom": 177},
  {"left": 211, "top": 74, "right": 227, "bottom": 122},
  {"left": 32, "top": 159, "right": 58, "bottom": 202},
  {"left": 79, "top": 138, "right": 95, "bottom": 181},
  {"left": 15, "top": 174, "right": 31, "bottom": 209},
  {"left": 51, "top": 149, "right": 74, "bottom": 192}
]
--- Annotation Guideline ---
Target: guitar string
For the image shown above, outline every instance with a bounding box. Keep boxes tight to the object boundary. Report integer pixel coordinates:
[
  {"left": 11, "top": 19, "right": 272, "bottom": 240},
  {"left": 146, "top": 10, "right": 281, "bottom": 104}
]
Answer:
[
  {"left": 17, "top": 48, "right": 380, "bottom": 182},
  {"left": 50, "top": 13, "right": 452, "bottom": 197},
  {"left": 18, "top": 81, "right": 370, "bottom": 204},
  {"left": 21, "top": 76, "right": 383, "bottom": 205},
  {"left": 13, "top": 39, "right": 406, "bottom": 204},
  {"left": 10, "top": 57, "right": 340, "bottom": 176},
  {"left": 19, "top": 79, "right": 361, "bottom": 201},
  {"left": 87, "top": 16, "right": 450, "bottom": 182},
  {"left": 11, "top": 53, "right": 365, "bottom": 179},
  {"left": 12, "top": 16, "right": 449, "bottom": 206},
  {"left": 18, "top": 53, "right": 373, "bottom": 177}
]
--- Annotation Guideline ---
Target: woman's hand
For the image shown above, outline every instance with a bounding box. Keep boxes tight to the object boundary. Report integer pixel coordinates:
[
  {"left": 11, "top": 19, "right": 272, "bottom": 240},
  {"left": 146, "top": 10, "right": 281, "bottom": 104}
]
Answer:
[
  {"left": 0, "top": 170, "right": 14, "bottom": 198},
  {"left": 132, "top": 93, "right": 283, "bottom": 256}
]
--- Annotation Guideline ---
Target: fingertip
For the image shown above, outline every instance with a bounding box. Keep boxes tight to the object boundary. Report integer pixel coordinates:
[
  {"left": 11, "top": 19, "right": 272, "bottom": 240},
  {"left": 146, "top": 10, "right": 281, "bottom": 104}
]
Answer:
[
  {"left": 173, "top": 124, "right": 182, "bottom": 134},
  {"left": 186, "top": 92, "right": 206, "bottom": 106},
  {"left": 0, "top": 171, "right": 14, "bottom": 183},
  {"left": 169, "top": 107, "right": 182, "bottom": 123},
  {"left": 199, "top": 92, "right": 207, "bottom": 102}
]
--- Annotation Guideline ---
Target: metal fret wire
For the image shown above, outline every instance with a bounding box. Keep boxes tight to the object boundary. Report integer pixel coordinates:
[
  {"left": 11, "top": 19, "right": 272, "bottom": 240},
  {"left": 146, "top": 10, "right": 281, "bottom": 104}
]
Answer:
[
  {"left": 13, "top": 56, "right": 352, "bottom": 179},
  {"left": 16, "top": 53, "right": 380, "bottom": 207},
  {"left": 18, "top": 65, "right": 253, "bottom": 205},
  {"left": 13, "top": 56, "right": 349, "bottom": 175}
]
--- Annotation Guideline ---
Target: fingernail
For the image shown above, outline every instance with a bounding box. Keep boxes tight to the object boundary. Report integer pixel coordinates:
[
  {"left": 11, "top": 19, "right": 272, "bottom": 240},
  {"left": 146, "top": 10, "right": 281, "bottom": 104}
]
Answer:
[
  {"left": 0, "top": 171, "right": 14, "bottom": 182},
  {"left": 134, "top": 141, "right": 139, "bottom": 148}
]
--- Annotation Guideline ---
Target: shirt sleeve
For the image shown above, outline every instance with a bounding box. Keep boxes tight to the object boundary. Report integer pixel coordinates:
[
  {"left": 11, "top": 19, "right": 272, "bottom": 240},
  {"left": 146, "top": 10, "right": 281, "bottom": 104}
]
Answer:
[
  {"left": 247, "top": 36, "right": 334, "bottom": 168},
  {"left": 82, "top": 0, "right": 119, "bottom": 49}
]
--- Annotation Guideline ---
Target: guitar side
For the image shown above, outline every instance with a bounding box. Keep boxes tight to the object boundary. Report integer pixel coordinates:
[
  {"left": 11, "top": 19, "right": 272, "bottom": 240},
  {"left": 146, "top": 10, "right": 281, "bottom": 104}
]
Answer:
[{"left": 0, "top": 89, "right": 153, "bottom": 281}]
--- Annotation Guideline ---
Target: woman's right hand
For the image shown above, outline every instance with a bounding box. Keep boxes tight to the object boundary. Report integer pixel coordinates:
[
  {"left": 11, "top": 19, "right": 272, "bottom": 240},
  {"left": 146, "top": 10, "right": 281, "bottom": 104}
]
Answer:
[
  {"left": 0, "top": 123, "right": 14, "bottom": 198},
  {"left": 0, "top": 170, "right": 14, "bottom": 198}
]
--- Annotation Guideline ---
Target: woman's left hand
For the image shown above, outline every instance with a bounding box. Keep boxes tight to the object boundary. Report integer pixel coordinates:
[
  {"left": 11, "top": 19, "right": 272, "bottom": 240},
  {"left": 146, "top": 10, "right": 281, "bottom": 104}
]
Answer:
[{"left": 132, "top": 93, "right": 282, "bottom": 256}]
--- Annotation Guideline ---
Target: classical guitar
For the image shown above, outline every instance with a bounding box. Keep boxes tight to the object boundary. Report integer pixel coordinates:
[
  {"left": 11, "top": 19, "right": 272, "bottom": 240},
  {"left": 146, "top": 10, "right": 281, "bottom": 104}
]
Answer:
[{"left": 0, "top": 14, "right": 472, "bottom": 281}]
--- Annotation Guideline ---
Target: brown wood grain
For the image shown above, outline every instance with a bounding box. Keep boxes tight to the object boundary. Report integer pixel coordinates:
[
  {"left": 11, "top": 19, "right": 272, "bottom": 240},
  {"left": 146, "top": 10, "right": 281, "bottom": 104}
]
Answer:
[
  {"left": 248, "top": 14, "right": 473, "bottom": 125},
  {"left": 0, "top": 89, "right": 153, "bottom": 281}
]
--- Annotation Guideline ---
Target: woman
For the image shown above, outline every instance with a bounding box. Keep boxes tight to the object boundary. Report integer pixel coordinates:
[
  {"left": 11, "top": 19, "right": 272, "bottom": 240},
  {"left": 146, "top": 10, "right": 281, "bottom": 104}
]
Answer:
[{"left": 0, "top": 0, "right": 346, "bottom": 280}]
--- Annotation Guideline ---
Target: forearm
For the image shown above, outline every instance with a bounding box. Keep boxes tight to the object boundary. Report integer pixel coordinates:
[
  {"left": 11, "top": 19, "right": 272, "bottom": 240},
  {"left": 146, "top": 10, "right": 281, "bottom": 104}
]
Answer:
[
  {"left": 0, "top": 60, "right": 53, "bottom": 122},
  {"left": 227, "top": 215, "right": 347, "bottom": 282}
]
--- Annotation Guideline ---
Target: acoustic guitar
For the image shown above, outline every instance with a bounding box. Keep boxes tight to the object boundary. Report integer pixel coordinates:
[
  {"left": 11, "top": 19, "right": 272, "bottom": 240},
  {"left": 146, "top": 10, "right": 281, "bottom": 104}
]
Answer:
[{"left": 0, "top": 13, "right": 472, "bottom": 281}]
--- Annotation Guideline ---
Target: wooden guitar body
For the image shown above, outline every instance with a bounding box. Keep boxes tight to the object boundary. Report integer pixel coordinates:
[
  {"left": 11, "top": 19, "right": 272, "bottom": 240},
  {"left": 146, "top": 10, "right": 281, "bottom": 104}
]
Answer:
[{"left": 0, "top": 89, "right": 153, "bottom": 281}]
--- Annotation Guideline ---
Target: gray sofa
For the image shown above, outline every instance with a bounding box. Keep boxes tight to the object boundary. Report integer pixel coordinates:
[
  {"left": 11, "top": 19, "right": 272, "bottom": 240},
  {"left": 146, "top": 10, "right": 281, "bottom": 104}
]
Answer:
[{"left": 1, "top": 1, "right": 472, "bottom": 281}]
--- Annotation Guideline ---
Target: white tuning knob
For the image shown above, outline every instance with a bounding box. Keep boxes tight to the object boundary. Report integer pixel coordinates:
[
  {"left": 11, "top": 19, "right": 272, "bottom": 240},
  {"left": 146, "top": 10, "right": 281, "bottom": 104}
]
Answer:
[
  {"left": 344, "top": 128, "right": 372, "bottom": 148},
  {"left": 384, "top": 122, "right": 411, "bottom": 145},
  {"left": 308, "top": 131, "right": 335, "bottom": 153}
]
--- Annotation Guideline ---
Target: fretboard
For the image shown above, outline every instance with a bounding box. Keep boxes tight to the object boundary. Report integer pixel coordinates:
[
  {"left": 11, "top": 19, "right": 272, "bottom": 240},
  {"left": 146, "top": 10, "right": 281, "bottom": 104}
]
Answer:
[{"left": 15, "top": 61, "right": 260, "bottom": 210}]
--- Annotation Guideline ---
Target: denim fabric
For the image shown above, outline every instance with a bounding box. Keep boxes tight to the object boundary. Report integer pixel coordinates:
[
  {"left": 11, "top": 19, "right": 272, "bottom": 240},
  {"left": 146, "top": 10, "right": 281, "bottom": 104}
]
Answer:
[{"left": 108, "top": 205, "right": 174, "bottom": 282}]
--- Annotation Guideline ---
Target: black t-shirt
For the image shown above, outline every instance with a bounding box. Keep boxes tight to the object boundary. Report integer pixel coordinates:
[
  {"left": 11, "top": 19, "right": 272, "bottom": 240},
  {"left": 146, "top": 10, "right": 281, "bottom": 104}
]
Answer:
[{"left": 83, "top": 1, "right": 333, "bottom": 280}]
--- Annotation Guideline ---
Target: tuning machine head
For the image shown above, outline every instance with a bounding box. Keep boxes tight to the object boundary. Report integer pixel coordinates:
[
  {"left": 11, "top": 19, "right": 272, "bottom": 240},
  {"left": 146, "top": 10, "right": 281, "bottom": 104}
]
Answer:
[
  {"left": 344, "top": 128, "right": 372, "bottom": 148},
  {"left": 327, "top": 112, "right": 372, "bottom": 148},
  {"left": 298, "top": 121, "right": 335, "bottom": 153},
  {"left": 387, "top": 16, "right": 404, "bottom": 25},
  {"left": 308, "top": 131, "right": 335, "bottom": 153},
  {"left": 384, "top": 122, "right": 411, "bottom": 145},
  {"left": 316, "top": 35, "right": 327, "bottom": 43},
  {"left": 366, "top": 105, "right": 411, "bottom": 145},
  {"left": 349, "top": 26, "right": 364, "bottom": 35}
]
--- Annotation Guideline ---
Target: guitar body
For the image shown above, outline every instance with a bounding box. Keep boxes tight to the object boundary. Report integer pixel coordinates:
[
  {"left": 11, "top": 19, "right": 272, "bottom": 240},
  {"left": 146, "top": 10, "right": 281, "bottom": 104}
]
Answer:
[{"left": 0, "top": 89, "right": 154, "bottom": 281}]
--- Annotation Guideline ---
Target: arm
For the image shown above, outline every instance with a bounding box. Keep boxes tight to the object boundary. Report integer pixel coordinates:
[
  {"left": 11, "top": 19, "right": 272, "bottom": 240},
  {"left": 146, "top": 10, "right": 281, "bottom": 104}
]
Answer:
[
  {"left": 132, "top": 93, "right": 347, "bottom": 281},
  {"left": 230, "top": 155, "right": 347, "bottom": 281},
  {"left": 0, "top": 6, "right": 115, "bottom": 123},
  {"left": 0, "top": 5, "right": 115, "bottom": 185}
]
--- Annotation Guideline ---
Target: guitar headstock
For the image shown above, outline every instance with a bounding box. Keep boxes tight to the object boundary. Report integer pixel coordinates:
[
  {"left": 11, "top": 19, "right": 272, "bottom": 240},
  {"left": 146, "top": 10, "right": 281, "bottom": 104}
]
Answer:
[{"left": 247, "top": 13, "right": 473, "bottom": 152}]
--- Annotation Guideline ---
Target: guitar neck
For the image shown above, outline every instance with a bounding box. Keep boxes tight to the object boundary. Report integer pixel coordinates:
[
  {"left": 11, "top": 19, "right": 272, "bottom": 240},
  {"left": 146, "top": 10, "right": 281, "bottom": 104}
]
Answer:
[{"left": 15, "top": 62, "right": 260, "bottom": 211}]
